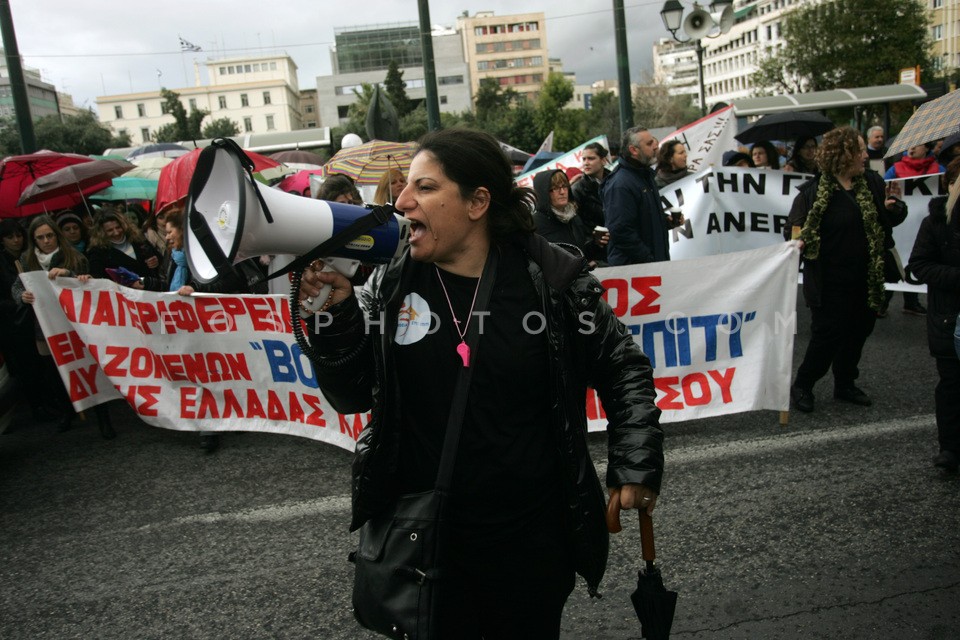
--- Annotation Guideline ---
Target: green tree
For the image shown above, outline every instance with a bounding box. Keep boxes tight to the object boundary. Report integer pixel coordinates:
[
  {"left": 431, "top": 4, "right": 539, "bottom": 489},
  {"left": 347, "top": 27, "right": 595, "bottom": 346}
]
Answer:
[
  {"left": 752, "top": 0, "right": 932, "bottom": 94},
  {"left": 534, "top": 72, "right": 575, "bottom": 143},
  {"left": 583, "top": 90, "right": 622, "bottom": 149},
  {"left": 474, "top": 78, "right": 519, "bottom": 122},
  {"left": 0, "top": 109, "right": 130, "bottom": 155},
  {"left": 202, "top": 117, "right": 240, "bottom": 139},
  {"left": 384, "top": 60, "right": 412, "bottom": 117},
  {"left": 153, "top": 88, "right": 209, "bottom": 142},
  {"left": 633, "top": 85, "right": 700, "bottom": 130}
]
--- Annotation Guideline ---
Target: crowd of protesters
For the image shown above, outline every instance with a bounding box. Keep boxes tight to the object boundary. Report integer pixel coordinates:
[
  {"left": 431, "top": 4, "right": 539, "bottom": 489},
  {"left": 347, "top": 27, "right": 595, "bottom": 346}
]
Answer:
[{"left": 2, "top": 123, "right": 958, "bottom": 476}]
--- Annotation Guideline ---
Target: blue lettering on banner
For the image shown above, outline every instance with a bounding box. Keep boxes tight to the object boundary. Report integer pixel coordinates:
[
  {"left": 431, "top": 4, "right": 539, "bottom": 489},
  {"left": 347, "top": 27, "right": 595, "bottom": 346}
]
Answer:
[
  {"left": 626, "top": 311, "right": 757, "bottom": 368},
  {"left": 260, "top": 339, "right": 319, "bottom": 388}
]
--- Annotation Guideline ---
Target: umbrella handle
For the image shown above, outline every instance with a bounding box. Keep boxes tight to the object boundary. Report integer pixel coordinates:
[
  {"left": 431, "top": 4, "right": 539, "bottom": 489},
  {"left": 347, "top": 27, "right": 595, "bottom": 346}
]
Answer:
[
  {"left": 639, "top": 510, "right": 656, "bottom": 563},
  {"left": 605, "top": 489, "right": 624, "bottom": 534}
]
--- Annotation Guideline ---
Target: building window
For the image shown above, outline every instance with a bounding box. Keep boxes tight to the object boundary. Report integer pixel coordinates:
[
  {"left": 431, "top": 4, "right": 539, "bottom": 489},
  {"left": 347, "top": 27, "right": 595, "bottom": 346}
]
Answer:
[
  {"left": 933, "top": 0, "right": 943, "bottom": 7},
  {"left": 114, "top": 105, "right": 123, "bottom": 119},
  {"left": 440, "top": 95, "right": 448, "bottom": 105},
  {"left": 137, "top": 103, "right": 145, "bottom": 117},
  {"left": 265, "top": 114, "right": 275, "bottom": 130},
  {"left": 227, "top": 66, "right": 235, "bottom": 74},
  {"left": 337, "top": 105, "right": 350, "bottom": 119},
  {"left": 270, "top": 62, "right": 277, "bottom": 70},
  {"left": 140, "top": 127, "right": 150, "bottom": 141},
  {"left": 243, "top": 117, "right": 253, "bottom": 132},
  {"left": 188, "top": 98, "right": 197, "bottom": 110},
  {"left": 305, "top": 105, "right": 314, "bottom": 113},
  {"left": 438, "top": 75, "right": 464, "bottom": 85},
  {"left": 218, "top": 95, "right": 227, "bottom": 109},
  {"left": 244, "top": 64, "right": 252, "bottom": 73},
  {"left": 240, "top": 93, "right": 249, "bottom": 107},
  {"left": 219, "top": 67, "right": 227, "bottom": 75},
  {"left": 932, "top": 24, "right": 943, "bottom": 40},
  {"left": 263, "top": 91, "right": 272, "bottom": 105}
]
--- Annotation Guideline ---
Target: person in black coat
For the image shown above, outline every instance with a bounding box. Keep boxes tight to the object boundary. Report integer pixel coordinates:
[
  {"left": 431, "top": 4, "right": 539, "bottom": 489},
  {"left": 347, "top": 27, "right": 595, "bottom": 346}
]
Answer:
[
  {"left": 785, "top": 127, "right": 907, "bottom": 413},
  {"left": 86, "top": 211, "right": 162, "bottom": 285},
  {"left": 532, "top": 169, "right": 608, "bottom": 268},
  {"left": 906, "top": 157, "right": 960, "bottom": 473},
  {"left": 571, "top": 141, "right": 610, "bottom": 230}
]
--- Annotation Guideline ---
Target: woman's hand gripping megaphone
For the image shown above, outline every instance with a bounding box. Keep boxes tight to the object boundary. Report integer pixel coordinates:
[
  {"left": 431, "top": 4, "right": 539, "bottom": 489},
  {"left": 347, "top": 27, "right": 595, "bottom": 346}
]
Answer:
[{"left": 298, "top": 257, "right": 357, "bottom": 316}]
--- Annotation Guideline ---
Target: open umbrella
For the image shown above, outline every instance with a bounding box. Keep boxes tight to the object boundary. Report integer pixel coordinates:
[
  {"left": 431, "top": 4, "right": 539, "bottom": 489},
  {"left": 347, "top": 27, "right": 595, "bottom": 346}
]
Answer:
[
  {"left": 323, "top": 140, "right": 417, "bottom": 186},
  {"left": 277, "top": 169, "right": 325, "bottom": 196},
  {"left": 18, "top": 159, "right": 134, "bottom": 207},
  {"left": 90, "top": 176, "right": 159, "bottom": 202},
  {"left": 154, "top": 147, "right": 284, "bottom": 214},
  {"left": 126, "top": 157, "right": 173, "bottom": 180},
  {"left": 125, "top": 143, "right": 190, "bottom": 161},
  {"left": 0, "top": 150, "right": 93, "bottom": 218},
  {"left": 884, "top": 89, "right": 960, "bottom": 159},
  {"left": 607, "top": 495, "right": 677, "bottom": 640},
  {"left": 735, "top": 111, "right": 835, "bottom": 144}
]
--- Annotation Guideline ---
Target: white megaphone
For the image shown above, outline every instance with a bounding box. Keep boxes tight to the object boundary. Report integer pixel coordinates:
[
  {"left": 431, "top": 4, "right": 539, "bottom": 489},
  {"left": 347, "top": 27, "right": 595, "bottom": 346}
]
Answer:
[
  {"left": 683, "top": 4, "right": 715, "bottom": 40},
  {"left": 711, "top": 5, "right": 734, "bottom": 35},
  {"left": 184, "top": 142, "right": 410, "bottom": 315}
]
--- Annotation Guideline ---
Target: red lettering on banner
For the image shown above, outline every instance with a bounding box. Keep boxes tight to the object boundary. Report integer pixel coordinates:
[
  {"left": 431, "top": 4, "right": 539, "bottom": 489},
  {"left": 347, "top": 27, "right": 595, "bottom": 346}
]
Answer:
[
  {"left": 708, "top": 368, "right": 735, "bottom": 403},
  {"left": 602, "top": 278, "right": 628, "bottom": 316},
  {"left": 654, "top": 368, "right": 736, "bottom": 410},
  {"left": 90, "top": 295, "right": 117, "bottom": 326},
  {"left": 180, "top": 386, "right": 198, "bottom": 418},
  {"left": 288, "top": 393, "right": 305, "bottom": 424},
  {"left": 244, "top": 297, "right": 282, "bottom": 332},
  {"left": 58, "top": 289, "right": 77, "bottom": 321},
  {"left": 585, "top": 388, "right": 608, "bottom": 421},
  {"left": 102, "top": 346, "right": 128, "bottom": 376},
  {"left": 48, "top": 331, "right": 85, "bottom": 366},
  {"left": 630, "top": 277, "right": 662, "bottom": 316},
  {"left": 246, "top": 389, "right": 266, "bottom": 419},
  {"left": 133, "top": 301, "right": 158, "bottom": 334},
  {"left": 338, "top": 413, "right": 369, "bottom": 439},
  {"left": 197, "top": 388, "right": 220, "bottom": 419},
  {"left": 304, "top": 395, "right": 326, "bottom": 427},
  {"left": 222, "top": 388, "right": 243, "bottom": 418},
  {"left": 196, "top": 298, "right": 232, "bottom": 333},
  {"left": 79, "top": 289, "right": 92, "bottom": 323},
  {"left": 655, "top": 377, "right": 684, "bottom": 410},
  {"left": 118, "top": 385, "right": 160, "bottom": 416},
  {"left": 267, "top": 390, "right": 287, "bottom": 420},
  {"left": 66, "top": 364, "right": 99, "bottom": 401}
]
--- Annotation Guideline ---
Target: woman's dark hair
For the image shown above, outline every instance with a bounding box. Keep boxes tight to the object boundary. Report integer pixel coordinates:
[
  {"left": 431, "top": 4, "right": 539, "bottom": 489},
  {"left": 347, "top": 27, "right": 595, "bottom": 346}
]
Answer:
[
  {"left": 751, "top": 140, "right": 781, "bottom": 170},
  {"left": 316, "top": 174, "right": 362, "bottom": 204},
  {"left": 415, "top": 127, "right": 535, "bottom": 238},
  {"left": 656, "top": 140, "right": 685, "bottom": 169},
  {"left": 787, "top": 135, "right": 818, "bottom": 172},
  {"left": 583, "top": 141, "right": 608, "bottom": 158},
  {"left": 1, "top": 218, "right": 24, "bottom": 240}
]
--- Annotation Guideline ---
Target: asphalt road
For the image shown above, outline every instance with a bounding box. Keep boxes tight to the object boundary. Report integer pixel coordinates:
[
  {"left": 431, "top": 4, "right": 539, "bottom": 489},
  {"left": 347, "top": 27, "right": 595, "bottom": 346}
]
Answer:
[{"left": 2, "top": 289, "right": 958, "bottom": 640}]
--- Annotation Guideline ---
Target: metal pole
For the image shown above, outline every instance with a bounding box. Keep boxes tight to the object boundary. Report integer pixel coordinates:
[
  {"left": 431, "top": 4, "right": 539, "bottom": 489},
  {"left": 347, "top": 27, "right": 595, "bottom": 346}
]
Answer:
[
  {"left": 696, "top": 40, "right": 706, "bottom": 117},
  {"left": 417, "top": 0, "right": 441, "bottom": 131},
  {"left": 613, "top": 0, "right": 634, "bottom": 132},
  {"left": 0, "top": 0, "right": 36, "bottom": 153}
]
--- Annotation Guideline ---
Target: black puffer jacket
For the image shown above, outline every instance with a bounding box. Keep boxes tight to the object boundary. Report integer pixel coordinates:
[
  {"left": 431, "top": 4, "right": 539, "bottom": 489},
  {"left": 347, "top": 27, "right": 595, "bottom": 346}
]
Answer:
[
  {"left": 309, "top": 233, "right": 663, "bottom": 595},
  {"left": 907, "top": 196, "right": 960, "bottom": 359},
  {"left": 572, "top": 168, "right": 610, "bottom": 230}
]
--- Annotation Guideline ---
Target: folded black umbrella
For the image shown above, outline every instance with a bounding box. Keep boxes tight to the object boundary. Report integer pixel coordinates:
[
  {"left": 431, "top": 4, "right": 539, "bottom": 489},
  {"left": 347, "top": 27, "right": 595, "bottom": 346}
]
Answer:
[{"left": 735, "top": 110, "right": 835, "bottom": 144}]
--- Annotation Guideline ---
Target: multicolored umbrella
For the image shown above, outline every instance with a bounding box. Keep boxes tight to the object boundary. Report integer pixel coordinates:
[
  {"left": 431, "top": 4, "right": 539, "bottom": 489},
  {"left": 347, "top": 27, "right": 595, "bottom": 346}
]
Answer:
[
  {"left": 17, "top": 158, "right": 134, "bottom": 207},
  {"left": 154, "top": 147, "right": 285, "bottom": 214},
  {"left": 90, "top": 176, "right": 159, "bottom": 202},
  {"left": 126, "top": 157, "right": 174, "bottom": 180},
  {"left": 885, "top": 89, "right": 960, "bottom": 158},
  {"left": 323, "top": 139, "right": 418, "bottom": 186},
  {"left": 0, "top": 150, "right": 93, "bottom": 218}
]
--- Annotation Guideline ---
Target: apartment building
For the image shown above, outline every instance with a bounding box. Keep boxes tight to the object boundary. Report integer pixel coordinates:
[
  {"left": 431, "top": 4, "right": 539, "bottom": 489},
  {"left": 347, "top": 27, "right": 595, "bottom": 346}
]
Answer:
[
  {"left": 0, "top": 49, "right": 61, "bottom": 120},
  {"left": 929, "top": 0, "right": 960, "bottom": 79},
  {"left": 457, "top": 11, "right": 550, "bottom": 102},
  {"left": 315, "top": 23, "right": 471, "bottom": 128},
  {"left": 96, "top": 54, "right": 303, "bottom": 144}
]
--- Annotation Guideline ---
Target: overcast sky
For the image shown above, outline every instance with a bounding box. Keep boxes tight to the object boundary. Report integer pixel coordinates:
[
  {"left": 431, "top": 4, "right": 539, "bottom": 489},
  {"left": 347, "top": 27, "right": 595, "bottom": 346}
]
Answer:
[{"left": 8, "top": 0, "right": 665, "bottom": 113}]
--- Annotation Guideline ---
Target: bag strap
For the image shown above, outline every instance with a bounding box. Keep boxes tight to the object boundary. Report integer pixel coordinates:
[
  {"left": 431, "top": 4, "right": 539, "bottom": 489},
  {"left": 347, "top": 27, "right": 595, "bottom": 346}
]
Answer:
[{"left": 434, "top": 247, "right": 499, "bottom": 492}]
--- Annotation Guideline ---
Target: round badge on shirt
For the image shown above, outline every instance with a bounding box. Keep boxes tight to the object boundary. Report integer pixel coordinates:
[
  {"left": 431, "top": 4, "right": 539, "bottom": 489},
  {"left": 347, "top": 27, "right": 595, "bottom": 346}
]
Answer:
[{"left": 395, "top": 292, "right": 434, "bottom": 345}]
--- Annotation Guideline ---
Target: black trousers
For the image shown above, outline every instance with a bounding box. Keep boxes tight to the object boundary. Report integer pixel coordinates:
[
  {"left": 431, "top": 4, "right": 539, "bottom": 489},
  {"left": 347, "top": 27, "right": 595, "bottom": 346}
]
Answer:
[
  {"left": 795, "top": 285, "right": 877, "bottom": 391},
  {"left": 437, "top": 514, "right": 575, "bottom": 639},
  {"left": 935, "top": 357, "right": 960, "bottom": 454}
]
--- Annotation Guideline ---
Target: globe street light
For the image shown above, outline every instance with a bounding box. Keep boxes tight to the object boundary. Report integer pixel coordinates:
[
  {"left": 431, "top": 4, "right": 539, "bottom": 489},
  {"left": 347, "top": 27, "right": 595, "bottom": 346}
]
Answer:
[{"left": 660, "top": 0, "right": 734, "bottom": 116}]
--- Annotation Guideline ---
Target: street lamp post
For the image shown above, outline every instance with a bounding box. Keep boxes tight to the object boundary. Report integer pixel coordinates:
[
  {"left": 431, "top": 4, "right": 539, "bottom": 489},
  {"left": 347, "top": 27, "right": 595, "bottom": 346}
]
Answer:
[{"left": 660, "top": 0, "right": 734, "bottom": 116}]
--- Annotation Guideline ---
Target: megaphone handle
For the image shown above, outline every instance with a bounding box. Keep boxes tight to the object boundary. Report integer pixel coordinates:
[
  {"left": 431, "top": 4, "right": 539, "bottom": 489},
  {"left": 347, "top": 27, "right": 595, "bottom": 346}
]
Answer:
[{"left": 299, "top": 257, "right": 360, "bottom": 318}]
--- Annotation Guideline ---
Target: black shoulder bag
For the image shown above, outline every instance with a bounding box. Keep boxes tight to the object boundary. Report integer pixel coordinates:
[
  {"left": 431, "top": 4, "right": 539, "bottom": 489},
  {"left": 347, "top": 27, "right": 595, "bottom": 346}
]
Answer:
[{"left": 349, "top": 249, "right": 499, "bottom": 640}]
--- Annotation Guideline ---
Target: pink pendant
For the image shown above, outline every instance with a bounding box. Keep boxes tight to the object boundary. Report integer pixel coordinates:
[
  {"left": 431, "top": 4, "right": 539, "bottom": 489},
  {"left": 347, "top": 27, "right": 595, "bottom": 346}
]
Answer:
[{"left": 456, "top": 341, "right": 471, "bottom": 367}]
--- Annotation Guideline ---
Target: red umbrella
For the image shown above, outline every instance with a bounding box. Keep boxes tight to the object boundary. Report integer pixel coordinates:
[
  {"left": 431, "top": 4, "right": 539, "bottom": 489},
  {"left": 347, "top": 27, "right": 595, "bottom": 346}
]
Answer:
[
  {"left": 0, "top": 150, "right": 94, "bottom": 218},
  {"left": 154, "top": 147, "right": 283, "bottom": 215},
  {"left": 18, "top": 159, "right": 134, "bottom": 206},
  {"left": 277, "top": 169, "right": 325, "bottom": 196}
]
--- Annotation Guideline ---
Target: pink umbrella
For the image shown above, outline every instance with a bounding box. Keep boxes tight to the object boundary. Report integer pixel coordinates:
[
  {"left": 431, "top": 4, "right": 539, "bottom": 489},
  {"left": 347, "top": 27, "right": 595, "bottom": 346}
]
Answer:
[{"left": 277, "top": 169, "right": 325, "bottom": 197}]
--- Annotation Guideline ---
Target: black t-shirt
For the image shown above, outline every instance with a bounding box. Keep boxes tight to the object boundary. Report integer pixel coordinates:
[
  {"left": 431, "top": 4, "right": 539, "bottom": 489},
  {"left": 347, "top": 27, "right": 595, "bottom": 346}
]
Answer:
[
  {"left": 393, "top": 245, "right": 561, "bottom": 546},
  {"left": 818, "top": 188, "right": 870, "bottom": 288}
]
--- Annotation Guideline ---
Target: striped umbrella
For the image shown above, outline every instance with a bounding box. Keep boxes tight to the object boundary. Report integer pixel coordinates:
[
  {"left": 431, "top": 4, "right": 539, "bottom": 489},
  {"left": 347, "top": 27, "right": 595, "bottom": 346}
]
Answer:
[
  {"left": 90, "top": 176, "right": 159, "bottom": 202},
  {"left": 323, "top": 140, "right": 418, "bottom": 186}
]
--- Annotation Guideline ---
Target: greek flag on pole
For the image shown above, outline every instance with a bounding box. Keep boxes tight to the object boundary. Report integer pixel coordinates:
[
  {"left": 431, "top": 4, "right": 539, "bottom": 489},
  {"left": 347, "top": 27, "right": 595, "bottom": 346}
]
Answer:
[{"left": 179, "top": 37, "right": 202, "bottom": 52}]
